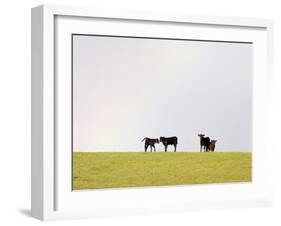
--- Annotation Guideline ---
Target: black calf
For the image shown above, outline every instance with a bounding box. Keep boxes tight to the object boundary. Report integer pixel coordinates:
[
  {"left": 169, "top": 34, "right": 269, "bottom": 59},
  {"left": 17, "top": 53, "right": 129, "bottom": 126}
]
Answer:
[{"left": 141, "top": 137, "right": 159, "bottom": 152}]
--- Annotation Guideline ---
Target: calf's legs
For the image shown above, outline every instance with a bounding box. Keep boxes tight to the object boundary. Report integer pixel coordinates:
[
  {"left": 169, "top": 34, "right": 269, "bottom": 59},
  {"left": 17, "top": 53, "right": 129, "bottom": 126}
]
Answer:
[{"left": 145, "top": 145, "right": 148, "bottom": 152}]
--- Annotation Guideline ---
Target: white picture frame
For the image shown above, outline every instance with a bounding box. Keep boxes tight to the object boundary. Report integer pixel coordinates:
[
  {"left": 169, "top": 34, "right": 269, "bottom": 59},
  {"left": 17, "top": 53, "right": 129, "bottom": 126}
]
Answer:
[{"left": 31, "top": 4, "right": 274, "bottom": 221}]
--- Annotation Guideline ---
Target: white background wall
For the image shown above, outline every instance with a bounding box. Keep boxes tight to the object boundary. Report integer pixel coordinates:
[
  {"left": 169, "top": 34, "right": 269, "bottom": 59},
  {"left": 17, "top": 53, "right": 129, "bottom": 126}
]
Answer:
[{"left": 0, "top": 0, "right": 280, "bottom": 225}]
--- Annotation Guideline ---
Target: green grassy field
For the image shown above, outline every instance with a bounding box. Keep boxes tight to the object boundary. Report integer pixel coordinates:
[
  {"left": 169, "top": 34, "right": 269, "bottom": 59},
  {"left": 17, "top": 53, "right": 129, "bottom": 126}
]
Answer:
[{"left": 73, "top": 152, "right": 252, "bottom": 190}]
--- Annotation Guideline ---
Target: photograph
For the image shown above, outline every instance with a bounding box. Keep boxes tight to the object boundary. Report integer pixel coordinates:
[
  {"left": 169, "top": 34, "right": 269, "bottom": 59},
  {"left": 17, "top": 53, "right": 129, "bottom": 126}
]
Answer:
[{"left": 72, "top": 34, "right": 252, "bottom": 190}]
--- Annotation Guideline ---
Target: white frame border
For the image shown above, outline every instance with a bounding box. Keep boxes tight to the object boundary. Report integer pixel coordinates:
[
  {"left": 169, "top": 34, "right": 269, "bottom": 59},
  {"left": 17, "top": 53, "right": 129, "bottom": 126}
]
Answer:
[{"left": 31, "top": 4, "right": 274, "bottom": 221}]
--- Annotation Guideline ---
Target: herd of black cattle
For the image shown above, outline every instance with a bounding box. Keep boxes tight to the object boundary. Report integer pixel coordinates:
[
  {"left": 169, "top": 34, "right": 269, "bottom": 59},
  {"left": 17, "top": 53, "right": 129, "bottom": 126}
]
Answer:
[{"left": 141, "top": 134, "right": 217, "bottom": 152}]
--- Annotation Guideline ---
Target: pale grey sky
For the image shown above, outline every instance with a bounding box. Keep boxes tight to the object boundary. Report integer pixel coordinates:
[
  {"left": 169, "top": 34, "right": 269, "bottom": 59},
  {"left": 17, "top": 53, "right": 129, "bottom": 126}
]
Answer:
[{"left": 73, "top": 35, "right": 252, "bottom": 152}]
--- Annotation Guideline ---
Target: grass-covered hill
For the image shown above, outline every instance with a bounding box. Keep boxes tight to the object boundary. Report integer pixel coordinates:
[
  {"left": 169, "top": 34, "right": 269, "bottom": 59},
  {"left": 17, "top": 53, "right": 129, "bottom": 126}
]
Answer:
[{"left": 73, "top": 152, "right": 251, "bottom": 190}]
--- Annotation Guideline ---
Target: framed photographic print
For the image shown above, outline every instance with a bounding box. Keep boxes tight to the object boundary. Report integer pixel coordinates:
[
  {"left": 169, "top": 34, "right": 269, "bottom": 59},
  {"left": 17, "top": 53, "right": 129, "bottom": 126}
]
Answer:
[{"left": 31, "top": 4, "right": 274, "bottom": 221}]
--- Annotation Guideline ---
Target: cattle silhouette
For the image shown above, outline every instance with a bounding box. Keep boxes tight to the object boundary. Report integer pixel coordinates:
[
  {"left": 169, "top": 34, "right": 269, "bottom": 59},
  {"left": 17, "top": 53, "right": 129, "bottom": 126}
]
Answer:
[
  {"left": 159, "top": 136, "right": 178, "bottom": 152},
  {"left": 141, "top": 137, "right": 159, "bottom": 152},
  {"left": 198, "top": 134, "right": 210, "bottom": 152},
  {"left": 208, "top": 140, "right": 217, "bottom": 152}
]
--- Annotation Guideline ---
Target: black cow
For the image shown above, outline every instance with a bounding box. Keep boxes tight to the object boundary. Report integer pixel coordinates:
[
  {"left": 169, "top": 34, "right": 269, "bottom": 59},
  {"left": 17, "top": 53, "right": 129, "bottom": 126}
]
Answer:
[
  {"left": 198, "top": 134, "right": 210, "bottom": 152},
  {"left": 141, "top": 137, "right": 159, "bottom": 152},
  {"left": 159, "top": 136, "right": 178, "bottom": 152}
]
